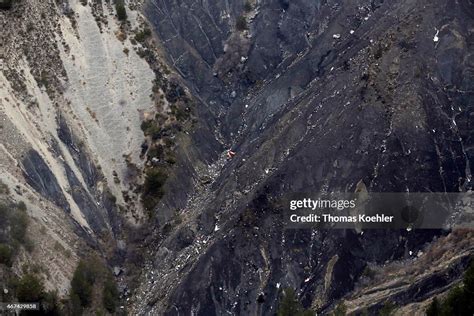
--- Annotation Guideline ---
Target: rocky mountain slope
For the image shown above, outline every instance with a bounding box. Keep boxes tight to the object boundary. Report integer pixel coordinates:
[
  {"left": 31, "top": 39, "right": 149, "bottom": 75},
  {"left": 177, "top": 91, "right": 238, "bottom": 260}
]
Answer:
[
  {"left": 0, "top": 0, "right": 158, "bottom": 307},
  {"left": 134, "top": 0, "right": 473, "bottom": 314},
  {"left": 0, "top": 0, "right": 473, "bottom": 315}
]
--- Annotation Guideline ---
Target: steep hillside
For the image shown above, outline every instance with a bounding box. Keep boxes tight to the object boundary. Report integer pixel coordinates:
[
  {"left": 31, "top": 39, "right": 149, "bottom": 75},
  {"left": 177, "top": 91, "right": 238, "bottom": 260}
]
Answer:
[
  {"left": 0, "top": 0, "right": 217, "bottom": 312},
  {"left": 132, "top": 0, "right": 473, "bottom": 314},
  {"left": 0, "top": 0, "right": 473, "bottom": 315},
  {"left": 0, "top": 0, "right": 160, "bottom": 312}
]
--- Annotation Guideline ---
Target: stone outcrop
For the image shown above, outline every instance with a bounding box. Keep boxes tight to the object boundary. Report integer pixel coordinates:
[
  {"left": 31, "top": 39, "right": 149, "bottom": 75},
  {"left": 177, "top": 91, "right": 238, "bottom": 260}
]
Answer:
[{"left": 1, "top": 0, "right": 473, "bottom": 314}]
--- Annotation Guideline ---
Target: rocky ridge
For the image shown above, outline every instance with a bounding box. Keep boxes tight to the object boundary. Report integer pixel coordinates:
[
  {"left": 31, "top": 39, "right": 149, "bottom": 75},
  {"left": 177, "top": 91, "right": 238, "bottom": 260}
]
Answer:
[
  {"left": 132, "top": 0, "right": 473, "bottom": 314},
  {"left": 0, "top": 0, "right": 473, "bottom": 315}
]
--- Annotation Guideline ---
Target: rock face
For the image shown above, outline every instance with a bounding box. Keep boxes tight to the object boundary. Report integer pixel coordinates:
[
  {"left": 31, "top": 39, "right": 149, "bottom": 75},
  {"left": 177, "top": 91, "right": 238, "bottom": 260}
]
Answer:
[
  {"left": 0, "top": 0, "right": 156, "bottom": 296},
  {"left": 133, "top": 0, "right": 473, "bottom": 314},
  {"left": 0, "top": 0, "right": 473, "bottom": 315}
]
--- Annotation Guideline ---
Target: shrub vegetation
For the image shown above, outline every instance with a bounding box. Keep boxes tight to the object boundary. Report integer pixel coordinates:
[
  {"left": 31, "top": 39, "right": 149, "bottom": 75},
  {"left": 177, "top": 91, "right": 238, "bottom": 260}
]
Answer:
[
  {"left": 67, "top": 256, "right": 120, "bottom": 314},
  {"left": 115, "top": 1, "right": 127, "bottom": 21},
  {"left": 103, "top": 276, "right": 119, "bottom": 312},
  {"left": 0, "top": 243, "right": 13, "bottom": 266},
  {"left": 16, "top": 274, "right": 44, "bottom": 302},
  {"left": 236, "top": 15, "right": 248, "bottom": 31},
  {"left": 141, "top": 168, "right": 168, "bottom": 212},
  {"left": 70, "top": 259, "right": 100, "bottom": 307},
  {"left": 426, "top": 259, "right": 474, "bottom": 315},
  {"left": 0, "top": 201, "right": 32, "bottom": 264},
  {"left": 244, "top": 1, "right": 252, "bottom": 12},
  {"left": 135, "top": 28, "right": 152, "bottom": 42},
  {"left": 278, "top": 288, "right": 313, "bottom": 316}
]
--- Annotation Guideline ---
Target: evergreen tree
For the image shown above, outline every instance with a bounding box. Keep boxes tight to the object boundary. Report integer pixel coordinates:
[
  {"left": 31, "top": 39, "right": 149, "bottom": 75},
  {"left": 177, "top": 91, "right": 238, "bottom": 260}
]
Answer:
[
  {"left": 426, "top": 297, "right": 440, "bottom": 316},
  {"left": 278, "top": 288, "right": 314, "bottom": 316}
]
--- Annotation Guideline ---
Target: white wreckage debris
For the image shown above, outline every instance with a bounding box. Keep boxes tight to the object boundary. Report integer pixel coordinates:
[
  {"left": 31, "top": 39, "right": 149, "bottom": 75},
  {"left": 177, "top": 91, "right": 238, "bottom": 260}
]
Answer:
[{"left": 433, "top": 29, "right": 440, "bottom": 42}]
